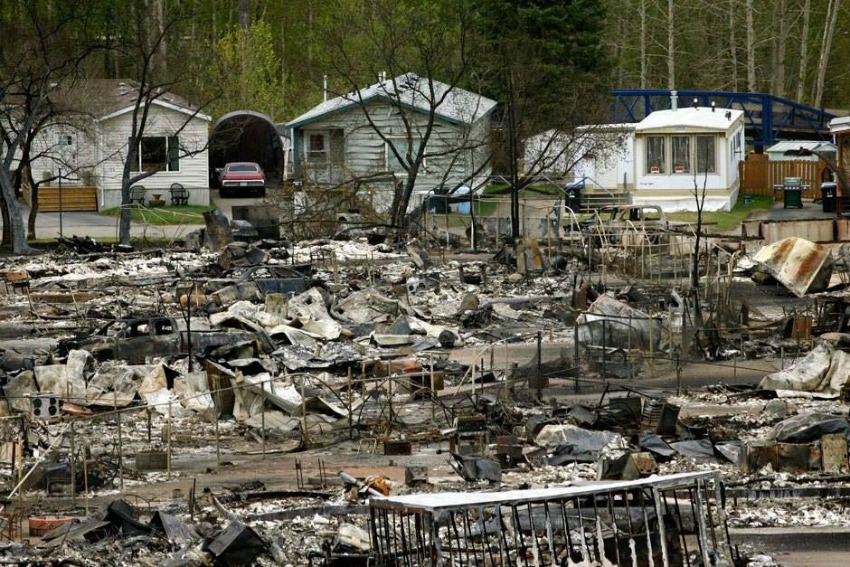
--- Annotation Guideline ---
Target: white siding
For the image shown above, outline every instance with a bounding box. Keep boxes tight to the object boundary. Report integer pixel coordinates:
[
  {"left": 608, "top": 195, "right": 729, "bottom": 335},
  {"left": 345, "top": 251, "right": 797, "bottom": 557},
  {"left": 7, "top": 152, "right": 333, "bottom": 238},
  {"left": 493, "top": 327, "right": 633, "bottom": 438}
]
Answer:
[
  {"left": 297, "top": 100, "right": 492, "bottom": 213},
  {"left": 96, "top": 106, "right": 210, "bottom": 209},
  {"left": 29, "top": 120, "right": 99, "bottom": 187}
]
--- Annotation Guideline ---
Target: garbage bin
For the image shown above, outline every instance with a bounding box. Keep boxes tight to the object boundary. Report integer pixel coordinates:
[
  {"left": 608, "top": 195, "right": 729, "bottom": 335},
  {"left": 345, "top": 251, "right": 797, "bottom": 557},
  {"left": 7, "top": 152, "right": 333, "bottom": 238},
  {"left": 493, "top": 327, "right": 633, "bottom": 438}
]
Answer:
[
  {"left": 822, "top": 182, "right": 837, "bottom": 213},
  {"left": 564, "top": 179, "right": 584, "bottom": 212}
]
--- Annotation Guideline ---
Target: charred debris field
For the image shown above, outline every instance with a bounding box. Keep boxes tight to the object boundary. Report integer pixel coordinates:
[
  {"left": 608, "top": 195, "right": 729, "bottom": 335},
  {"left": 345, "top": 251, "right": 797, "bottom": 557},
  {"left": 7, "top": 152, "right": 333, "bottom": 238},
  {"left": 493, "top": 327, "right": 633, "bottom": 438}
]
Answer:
[{"left": 0, "top": 222, "right": 846, "bottom": 566}]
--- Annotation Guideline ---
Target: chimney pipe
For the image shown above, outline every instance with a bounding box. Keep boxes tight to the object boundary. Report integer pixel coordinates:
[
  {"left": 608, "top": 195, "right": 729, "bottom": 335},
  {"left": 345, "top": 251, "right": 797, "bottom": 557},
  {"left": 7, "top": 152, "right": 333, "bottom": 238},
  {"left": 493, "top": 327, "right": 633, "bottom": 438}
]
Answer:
[
  {"left": 323, "top": 75, "right": 328, "bottom": 102},
  {"left": 670, "top": 90, "right": 678, "bottom": 111}
]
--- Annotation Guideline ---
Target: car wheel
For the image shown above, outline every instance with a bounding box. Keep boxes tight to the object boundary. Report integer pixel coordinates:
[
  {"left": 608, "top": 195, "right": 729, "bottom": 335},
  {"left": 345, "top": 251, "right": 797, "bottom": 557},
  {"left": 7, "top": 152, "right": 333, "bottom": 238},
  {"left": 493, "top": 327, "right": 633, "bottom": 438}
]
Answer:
[{"left": 257, "top": 187, "right": 266, "bottom": 198}]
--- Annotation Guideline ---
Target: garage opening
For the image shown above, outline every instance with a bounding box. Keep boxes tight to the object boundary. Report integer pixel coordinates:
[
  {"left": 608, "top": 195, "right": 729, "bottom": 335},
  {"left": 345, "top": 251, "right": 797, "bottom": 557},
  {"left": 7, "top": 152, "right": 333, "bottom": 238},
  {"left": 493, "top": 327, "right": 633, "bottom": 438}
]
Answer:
[{"left": 209, "top": 110, "right": 285, "bottom": 188}]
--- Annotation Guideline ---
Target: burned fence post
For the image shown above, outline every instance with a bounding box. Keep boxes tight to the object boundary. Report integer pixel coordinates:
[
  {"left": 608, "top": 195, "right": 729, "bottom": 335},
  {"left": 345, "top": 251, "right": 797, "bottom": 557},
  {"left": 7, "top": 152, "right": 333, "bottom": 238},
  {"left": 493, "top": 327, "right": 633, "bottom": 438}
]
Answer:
[
  {"left": 676, "top": 353, "right": 682, "bottom": 396},
  {"left": 574, "top": 318, "right": 581, "bottom": 394},
  {"left": 83, "top": 442, "right": 90, "bottom": 516},
  {"left": 215, "top": 397, "right": 221, "bottom": 465},
  {"left": 261, "top": 381, "right": 266, "bottom": 460},
  {"left": 70, "top": 420, "right": 76, "bottom": 509},
  {"left": 348, "top": 366, "right": 353, "bottom": 440},
  {"left": 167, "top": 398, "right": 173, "bottom": 481},
  {"left": 115, "top": 392, "right": 124, "bottom": 494},
  {"left": 536, "top": 331, "right": 543, "bottom": 401},
  {"left": 602, "top": 319, "right": 608, "bottom": 380}
]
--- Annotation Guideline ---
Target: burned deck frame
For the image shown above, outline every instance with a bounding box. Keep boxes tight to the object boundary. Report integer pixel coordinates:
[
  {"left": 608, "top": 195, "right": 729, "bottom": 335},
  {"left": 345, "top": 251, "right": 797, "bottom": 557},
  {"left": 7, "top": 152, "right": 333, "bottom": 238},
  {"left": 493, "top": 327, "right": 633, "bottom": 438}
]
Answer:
[{"left": 369, "top": 471, "right": 730, "bottom": 567}]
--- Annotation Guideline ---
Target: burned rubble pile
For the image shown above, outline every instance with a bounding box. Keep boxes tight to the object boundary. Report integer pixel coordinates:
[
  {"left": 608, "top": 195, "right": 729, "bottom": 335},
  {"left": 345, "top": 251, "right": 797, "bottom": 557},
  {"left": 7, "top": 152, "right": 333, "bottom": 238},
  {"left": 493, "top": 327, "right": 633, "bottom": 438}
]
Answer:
[{"left": 0, "top": 229, "right": 845, "bottom": 565}]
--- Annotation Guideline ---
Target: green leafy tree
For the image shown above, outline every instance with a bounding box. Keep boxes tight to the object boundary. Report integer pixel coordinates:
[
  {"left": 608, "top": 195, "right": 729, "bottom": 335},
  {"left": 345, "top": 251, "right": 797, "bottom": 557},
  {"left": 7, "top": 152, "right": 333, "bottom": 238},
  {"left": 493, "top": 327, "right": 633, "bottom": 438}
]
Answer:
[
  {"left": 0, "top": 1, "right": 102, "bottom": 252},
  {"left": 473, "top": 0, "right": 612, "bottom": 239},
  {"left": 204, "top": 21, "right": 286, "bottom": 121},
  {"left": 108, "top": 0, "right": 213, "bottom": 246},
  {"left": 315, "top": 0, "right": 480, "bottom": 228}
]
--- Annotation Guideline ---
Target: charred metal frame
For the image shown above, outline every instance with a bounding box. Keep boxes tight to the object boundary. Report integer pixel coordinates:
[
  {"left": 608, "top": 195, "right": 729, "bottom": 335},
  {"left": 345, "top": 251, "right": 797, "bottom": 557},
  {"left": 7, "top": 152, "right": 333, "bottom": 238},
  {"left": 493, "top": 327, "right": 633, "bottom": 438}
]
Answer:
[{"left": 369, "top": 471, "right": 730, "bottom": 567}]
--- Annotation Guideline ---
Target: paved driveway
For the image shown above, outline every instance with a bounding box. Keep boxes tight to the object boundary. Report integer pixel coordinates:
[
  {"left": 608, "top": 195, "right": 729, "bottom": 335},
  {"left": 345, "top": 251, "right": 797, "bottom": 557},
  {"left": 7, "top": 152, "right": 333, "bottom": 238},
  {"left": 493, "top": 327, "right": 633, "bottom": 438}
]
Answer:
[{"left": 19, "top": 189, "right": 272, "bottom": 241}]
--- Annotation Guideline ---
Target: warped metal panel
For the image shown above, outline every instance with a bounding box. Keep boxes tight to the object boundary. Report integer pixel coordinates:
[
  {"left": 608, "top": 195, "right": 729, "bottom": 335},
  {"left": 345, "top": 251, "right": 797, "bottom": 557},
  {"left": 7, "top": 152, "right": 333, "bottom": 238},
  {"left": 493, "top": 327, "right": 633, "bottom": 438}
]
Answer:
[{"left": 753, "top": 236, "right": 834, "bottom": 296}]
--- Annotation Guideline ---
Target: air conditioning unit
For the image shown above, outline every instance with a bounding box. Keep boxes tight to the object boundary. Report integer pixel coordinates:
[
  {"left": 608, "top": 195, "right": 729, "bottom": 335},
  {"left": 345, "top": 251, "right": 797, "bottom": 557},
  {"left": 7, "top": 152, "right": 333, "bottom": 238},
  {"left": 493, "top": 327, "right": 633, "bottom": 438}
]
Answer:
[{"left": 30, "top": 395, "right": 61, "bottom": 419}]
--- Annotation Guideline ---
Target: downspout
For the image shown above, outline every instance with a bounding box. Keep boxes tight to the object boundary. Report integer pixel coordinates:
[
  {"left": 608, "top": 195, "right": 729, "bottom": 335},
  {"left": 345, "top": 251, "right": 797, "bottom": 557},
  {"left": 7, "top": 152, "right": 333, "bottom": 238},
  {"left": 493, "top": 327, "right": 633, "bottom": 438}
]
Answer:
[
  {"left": 96, "top": 120, "right": 104, "bottom": 210},
  {"left": 292, "top": 129, "right": 302, "bottom": 180}
]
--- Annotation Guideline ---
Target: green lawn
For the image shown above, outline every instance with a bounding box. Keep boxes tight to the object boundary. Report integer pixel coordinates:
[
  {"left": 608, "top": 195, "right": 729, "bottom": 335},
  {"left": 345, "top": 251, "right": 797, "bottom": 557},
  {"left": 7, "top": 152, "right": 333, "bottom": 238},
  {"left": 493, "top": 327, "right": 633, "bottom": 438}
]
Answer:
[
  {"left": 667, "top": 194, "right": 773, "bottom": 231},
  {"left": 100, "top": 205, "right": 212, "bottom": 225}
]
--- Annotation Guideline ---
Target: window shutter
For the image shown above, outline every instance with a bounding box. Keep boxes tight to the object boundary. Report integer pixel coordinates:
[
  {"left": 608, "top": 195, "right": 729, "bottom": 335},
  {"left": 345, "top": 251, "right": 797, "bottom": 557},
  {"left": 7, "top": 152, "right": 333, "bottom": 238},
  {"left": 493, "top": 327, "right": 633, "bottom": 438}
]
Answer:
[{"left": 168, "top": 136, "right": 180, "bottom": 171}]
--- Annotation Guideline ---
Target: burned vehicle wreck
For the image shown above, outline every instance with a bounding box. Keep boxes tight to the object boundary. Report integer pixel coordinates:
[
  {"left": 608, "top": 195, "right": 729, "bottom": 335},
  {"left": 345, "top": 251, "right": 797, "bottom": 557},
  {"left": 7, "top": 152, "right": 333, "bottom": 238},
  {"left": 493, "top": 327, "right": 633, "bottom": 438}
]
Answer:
[{"left": 58, "top": 316, "right": 258, "bottom": 364}]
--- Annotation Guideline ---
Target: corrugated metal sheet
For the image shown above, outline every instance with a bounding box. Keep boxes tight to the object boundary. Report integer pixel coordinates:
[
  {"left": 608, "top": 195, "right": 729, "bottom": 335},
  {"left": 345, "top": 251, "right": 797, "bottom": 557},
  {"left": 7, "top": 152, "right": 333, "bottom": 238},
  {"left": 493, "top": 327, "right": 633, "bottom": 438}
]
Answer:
[
  {"left": 760, "top": 219, "right": 834, "bottom": 244},
  {"left": 753, "top": 237, "right": 834, "bottom": 297}
]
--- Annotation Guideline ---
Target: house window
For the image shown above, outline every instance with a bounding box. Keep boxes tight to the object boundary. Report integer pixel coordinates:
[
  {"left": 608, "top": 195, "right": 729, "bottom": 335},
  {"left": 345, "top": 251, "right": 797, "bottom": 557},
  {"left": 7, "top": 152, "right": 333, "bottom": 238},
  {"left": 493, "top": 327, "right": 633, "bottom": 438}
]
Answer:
[
  {"left": 139, "top": 136, "right": 179, "bottom": 172},
  {"left": 671, "top": 135, "right": 690, "bottom": 174},
  {"left": 307, "top": 133, "right": 327, "bottom": 163},
  {"left": 646, "top": 136, "right": 665, "bottom": 174},
  {"left": 54, "top": 130, "right": 78, "bottom": 175},
  {"left": 696, "top": 135, "right": 717, "bottom": 173},
  {"left": 386, "top": 138, "right": 425, "bottom": 174}
]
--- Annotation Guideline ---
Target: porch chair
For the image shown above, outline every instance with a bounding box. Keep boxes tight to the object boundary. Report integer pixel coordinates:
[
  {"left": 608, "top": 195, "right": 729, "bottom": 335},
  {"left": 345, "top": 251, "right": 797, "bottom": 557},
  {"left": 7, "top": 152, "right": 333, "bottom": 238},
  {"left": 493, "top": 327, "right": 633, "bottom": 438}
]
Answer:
[
  {"left": 169, "top": 183, "right": 189, "bottom": 206},
  {"left": 129, "top": 185, "right": 146, "bottom": 206}
]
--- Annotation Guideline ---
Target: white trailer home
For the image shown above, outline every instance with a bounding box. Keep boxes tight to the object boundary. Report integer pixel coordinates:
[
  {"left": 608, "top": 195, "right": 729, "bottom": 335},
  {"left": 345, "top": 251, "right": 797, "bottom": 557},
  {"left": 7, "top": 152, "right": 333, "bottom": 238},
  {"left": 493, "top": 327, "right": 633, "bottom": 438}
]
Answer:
[
  {"left": 568, "top": 106, "right": 746, "bottom": 212},
  {"left": 632, "top": 106, "right": 745, "bottom": 211}
]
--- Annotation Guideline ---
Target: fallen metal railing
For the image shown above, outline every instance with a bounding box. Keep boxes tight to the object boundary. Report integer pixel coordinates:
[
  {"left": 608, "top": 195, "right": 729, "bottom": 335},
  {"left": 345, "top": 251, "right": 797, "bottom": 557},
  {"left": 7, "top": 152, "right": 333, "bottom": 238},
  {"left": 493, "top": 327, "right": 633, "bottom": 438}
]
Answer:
[{"left": 369, "top": 471, "right": 730, "bottom": 567}]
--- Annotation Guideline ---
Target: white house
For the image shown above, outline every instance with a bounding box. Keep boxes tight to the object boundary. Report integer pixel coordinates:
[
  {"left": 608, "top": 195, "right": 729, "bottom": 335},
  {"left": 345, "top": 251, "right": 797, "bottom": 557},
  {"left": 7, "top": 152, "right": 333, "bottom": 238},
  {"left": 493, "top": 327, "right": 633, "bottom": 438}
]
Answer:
[
  {"left": 569, "top": 124, "right": 635, "bottom": 193},
  {"left": 524, "top": 125, "right": 635, "bottom": 193},
  {"left": 632, "top": 106, "right": 745, "bottom": 211},
  {"left": 30, "top": 79, "right": 211, "bottom": 211},
  {"left": 287, "top": 73, "right": 496, "bottom": 214}
]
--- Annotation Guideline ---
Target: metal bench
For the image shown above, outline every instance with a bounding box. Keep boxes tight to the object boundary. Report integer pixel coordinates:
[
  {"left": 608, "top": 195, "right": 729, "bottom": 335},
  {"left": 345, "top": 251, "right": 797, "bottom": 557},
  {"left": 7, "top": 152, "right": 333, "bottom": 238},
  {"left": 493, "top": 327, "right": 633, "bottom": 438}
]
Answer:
[
  {"left": 129, "top": 185, "right": 146, "bottom": 206},
  {"left": 170, "top": 183, "right": 189, "bottom": 206}
]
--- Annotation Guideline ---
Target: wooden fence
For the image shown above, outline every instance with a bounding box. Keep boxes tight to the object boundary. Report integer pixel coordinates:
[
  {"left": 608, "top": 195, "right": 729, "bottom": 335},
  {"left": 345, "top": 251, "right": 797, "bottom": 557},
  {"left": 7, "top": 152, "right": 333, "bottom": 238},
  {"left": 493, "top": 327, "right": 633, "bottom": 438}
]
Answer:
[
  {"left": 37, "top": 186, "right": 98, "bottom": 212},
  {"left": 739, "top": 154, "right": 828, "bottom": 199}
]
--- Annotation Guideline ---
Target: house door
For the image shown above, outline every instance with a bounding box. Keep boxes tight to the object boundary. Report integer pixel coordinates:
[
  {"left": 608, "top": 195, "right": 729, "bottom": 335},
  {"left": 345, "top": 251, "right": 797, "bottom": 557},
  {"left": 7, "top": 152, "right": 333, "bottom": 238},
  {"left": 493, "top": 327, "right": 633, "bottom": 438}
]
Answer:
[{"left": 305, "top": 129, "right": 345, "bottom": 184}]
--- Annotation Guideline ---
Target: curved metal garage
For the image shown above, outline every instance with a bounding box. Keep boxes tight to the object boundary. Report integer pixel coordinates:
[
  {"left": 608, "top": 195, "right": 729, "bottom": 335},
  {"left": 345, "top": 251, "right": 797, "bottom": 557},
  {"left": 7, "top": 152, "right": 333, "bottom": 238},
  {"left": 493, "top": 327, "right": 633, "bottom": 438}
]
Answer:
[{"left": 209, "top": 110, "right": 285, "bottom": 188}]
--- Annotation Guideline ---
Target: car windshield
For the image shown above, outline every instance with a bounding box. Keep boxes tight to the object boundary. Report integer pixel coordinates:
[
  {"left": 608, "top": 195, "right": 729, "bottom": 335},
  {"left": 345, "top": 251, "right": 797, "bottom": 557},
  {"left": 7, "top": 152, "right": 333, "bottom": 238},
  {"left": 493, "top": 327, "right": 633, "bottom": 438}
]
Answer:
[{"left": 228, "top": 164, "right": 260, "bottom": 173}]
